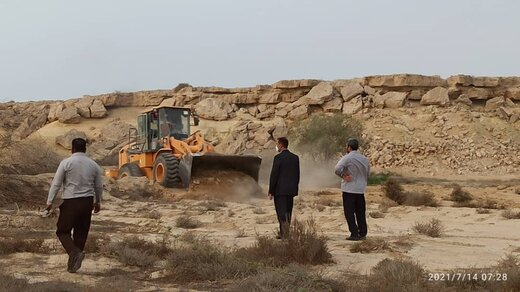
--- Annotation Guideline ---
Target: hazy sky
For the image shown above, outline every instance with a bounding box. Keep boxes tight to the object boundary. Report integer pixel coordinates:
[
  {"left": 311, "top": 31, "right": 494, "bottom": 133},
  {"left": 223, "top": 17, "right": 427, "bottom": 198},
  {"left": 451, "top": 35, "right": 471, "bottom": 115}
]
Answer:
[{"left": 1, "top": 0, "right": 519, "bottom": 101}]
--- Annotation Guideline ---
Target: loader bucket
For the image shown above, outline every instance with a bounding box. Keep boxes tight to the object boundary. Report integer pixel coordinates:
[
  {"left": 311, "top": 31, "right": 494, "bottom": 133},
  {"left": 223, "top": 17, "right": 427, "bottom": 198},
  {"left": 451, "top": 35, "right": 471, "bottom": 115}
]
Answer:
[{"left": 179, "top": 153, "right": 262, "bottom": 188}]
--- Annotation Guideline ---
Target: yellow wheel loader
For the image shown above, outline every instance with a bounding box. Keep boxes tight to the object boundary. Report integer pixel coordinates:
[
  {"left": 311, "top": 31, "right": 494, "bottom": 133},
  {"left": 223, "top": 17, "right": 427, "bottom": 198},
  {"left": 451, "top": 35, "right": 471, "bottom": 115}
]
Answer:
[{"left": 106, "top": 106, "right": 262, "bottom": 188}]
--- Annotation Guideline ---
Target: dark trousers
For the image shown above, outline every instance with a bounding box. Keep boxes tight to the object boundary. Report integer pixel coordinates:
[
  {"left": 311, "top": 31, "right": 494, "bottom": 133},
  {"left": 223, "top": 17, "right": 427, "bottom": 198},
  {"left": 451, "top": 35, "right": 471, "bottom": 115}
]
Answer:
[
  {"left": 56, "top": 197, "right": 94, "bottom": 256},
  {"left": 342, "top": 192, "right": 367, "bottom": 237},
  {"left": 274, "top": 195, "right": 294, "bottom": 237}
]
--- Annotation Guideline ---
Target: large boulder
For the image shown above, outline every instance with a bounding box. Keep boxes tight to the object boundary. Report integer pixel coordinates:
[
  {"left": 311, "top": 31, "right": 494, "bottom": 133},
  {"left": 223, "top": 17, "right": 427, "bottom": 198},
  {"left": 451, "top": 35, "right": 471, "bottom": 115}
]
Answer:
[
  {"left": 288, "top": 104, "right": 310, "bottom": 120},
  {"left": 297, "top": 82, "right": 336, "bottom": 105},
  {"left": 339, "top": 82, "right": 364, "bottom": 101},
  {"left": 75, "top": 97, "right": 95, "bottom": 118},
  {"left": 194, "top": 98, "right": 234, "bottom": 121},
  {"left": 485, "top": 96, "right": 506, "bottom": 111},
  {"left": 382, "top": 92, "right": 408, "bottom": 108},
  {"left": 420, "top": 87, "right": 450, "bottom": 106},
  {"left": 322, "top": 97, "right": 343, "bottom": 112},
  {"left": 55, "top": 129, "right": 88, "bottom": 150},
  {"left": 58, "top": 106, "right": 81, "bottom": 124},
  {"left": 90, "top": 100, "right": 108, "bottom": 118},
  {"left": 447, "top": 75, "right": 500, "bottom": 87},
  {"left": 505, "top": 87, "right": 520, "bottom": 100},
  {"left": 48, "top": 102, "right": 64, "bottom": 122},
  {"left": 12, "top": 111, "right": 49, "bottom": 141},
  {"left": 461, "top": 87, "right": 491, "bottom": 100},
  {"left": 256, "top": 104, "right": 275, "bottom": 119},
  {"left": 343, "top": 97, "right": 363, "bottom": 115}
]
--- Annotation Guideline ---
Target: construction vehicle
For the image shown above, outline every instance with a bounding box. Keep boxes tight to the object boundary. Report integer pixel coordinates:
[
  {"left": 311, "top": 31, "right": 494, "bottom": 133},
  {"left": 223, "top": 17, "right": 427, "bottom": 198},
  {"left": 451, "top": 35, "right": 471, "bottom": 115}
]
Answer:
[{"left": 106, "top": 106, "right": 262, "bottom": 188}]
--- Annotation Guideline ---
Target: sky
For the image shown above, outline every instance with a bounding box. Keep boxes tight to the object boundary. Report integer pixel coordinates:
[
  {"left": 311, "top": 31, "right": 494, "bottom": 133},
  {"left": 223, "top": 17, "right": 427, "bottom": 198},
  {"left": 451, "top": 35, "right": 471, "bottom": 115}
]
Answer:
[{"left": 0, "top": 0, "right": 519, "bottom": 102}]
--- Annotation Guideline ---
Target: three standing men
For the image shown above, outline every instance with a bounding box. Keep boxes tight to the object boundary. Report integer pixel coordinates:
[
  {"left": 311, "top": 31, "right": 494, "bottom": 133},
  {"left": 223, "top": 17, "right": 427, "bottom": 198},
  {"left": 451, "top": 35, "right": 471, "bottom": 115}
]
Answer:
[
  {"left": 335, "top": 138, "right": 370, "bottom": 241},
  {"left": 268, "top": 137, "right": 300, "bottom": 239},
  {"left": 45, "top": 138, "right": 103, "bottom": 273}
]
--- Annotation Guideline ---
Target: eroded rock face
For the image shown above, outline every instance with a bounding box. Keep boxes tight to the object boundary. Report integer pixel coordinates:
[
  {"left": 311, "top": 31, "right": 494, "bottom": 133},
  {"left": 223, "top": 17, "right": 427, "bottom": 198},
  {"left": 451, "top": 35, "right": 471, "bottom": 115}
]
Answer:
[
  {"left": 194, "top": 98, "right": 234, "bottom": 121},
  {"left": 366, "top": 74, "right": 447, "bottom": 87},
  {"left": 58, "top": 106, "right": 81, "bottom": 124},
  {"left": 297, "top": 82, "right": 336, "bottom": 105},
  {"left": 382, "top": 92, "right": 408, "bottom": 108}
]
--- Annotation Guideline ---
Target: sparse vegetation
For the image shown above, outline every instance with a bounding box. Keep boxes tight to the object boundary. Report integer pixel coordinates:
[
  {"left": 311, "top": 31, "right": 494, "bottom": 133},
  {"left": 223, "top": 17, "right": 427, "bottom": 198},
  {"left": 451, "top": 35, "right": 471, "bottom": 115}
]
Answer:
[
  {"left": 368, "top": 172, "right": 391, "bottom": 186},
  {"left": 476, "top": 208, "right": 492, "bottom": 214},
  {"left": 230, "top": 264, "right": 346, "bottom": 292},
  {"left": 350, "top": 237, "right": 391, "bottom": 253},
  {"left": 515, "top": 188, "right": 520, "bottom": 195},
  {"left": 173, "top": 82, "right": 191, "bottom": 93},
  {"left": 366, "top": 258, "right": 426, "bottom": 292},
  {"left": 252, "top": 206, "right": 266, "bottom": 214},
  {"left": 316, "top": 197, "right": 342, "bottom": 207},
  {"left": 106, "top": 236, "right": 169, "bottom": 268},
  {"left": 141, "top": 210, "right": 162, "bottom": 219},
  {"left": 379, "top": 198, "right": 398, "bottom": 213},
  {"left": 176, "top": 215, "right": 202, "bottom": 229},
  {"left": 413, "top": 218, "right": 444, "bottom": 237},
  {"left": 382, "top": 179, "right": 438, "bottom": 207},
  {"left": 288, "top": 113, "right": 365, "bottom": 162},
  {"left": 449, "top": 184, "right": 473, "bottom": 203},
  {"left": 369, "top": 211, "right": 385, "bottom": 218},
  {"left": 502, "top": 209, "right": 520, "bottom": 219},
  {"left": 237, "top": 219, "right": 333, "bottom": 266},
  {"left": 198, "top": 200, "right": 227, "bottom": 211},
  {"left": 455, "top": 198, "right": 504, "bottom": 209},
  {"left": 0, "top": 238, "right": 48, "bottom": 255}
]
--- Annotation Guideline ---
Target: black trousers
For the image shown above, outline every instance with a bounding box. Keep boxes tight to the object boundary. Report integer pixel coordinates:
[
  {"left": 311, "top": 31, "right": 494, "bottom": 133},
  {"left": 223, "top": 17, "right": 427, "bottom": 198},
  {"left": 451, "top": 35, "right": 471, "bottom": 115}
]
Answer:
[
  {"left": 56, "top": 197, "right": 94, "bottom": 256},
  {"left": 274, "top": 195, "right": 294, "bottom": 237},
  {"left": 342, "top": 192, "right": 367, "bottom": 237}
]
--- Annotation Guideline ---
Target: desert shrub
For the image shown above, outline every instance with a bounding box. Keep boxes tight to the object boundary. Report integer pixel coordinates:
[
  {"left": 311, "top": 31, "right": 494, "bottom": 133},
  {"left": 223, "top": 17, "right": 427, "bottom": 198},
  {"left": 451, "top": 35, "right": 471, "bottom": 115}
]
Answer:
[
  {"left": 0, "top": 238, "right": 48, "bottom": 255},
  {"left": 369, "top": 211, "right": 385, "bottom": 218},
  {"left": 379, "top": 198, "right": 398, "bottom": 213},
  {"left": 173, "top": 83, "right": 191, "bottom": 93},
  {"left": 176, "top": 216, "right": 202, "bottom": 229},
  {"left": 476, "top": 208, "right": 491, "bottom": 214},
  {"left": 449, "top": 184, "right": 473, "bottom": 203},
  {"left": 413, "top": 218, "right": 444, "bottom": 238},
  {"left": 230, "top": 264, "right": 346, "bottom": 292},
  {"left": 383, "top": 179, "right": 437, "bottom": 207},
  {"left": 288, "top": 113, "right": 365, "bottom": 162},
  {"left": 404, "top": 191, "right": 439, "bottom": 207},
  {"left": 382, "top": 179, "right": 406, "bottom": 205},
  {"left": 367, "top": 258, "right": 426, "bottom": 292},
  {"left": 350, "top": 238, "right": 390, "bottom": 254},
  {"left": 166, "top": 237, "right": 258, "bottom": 283},
  {"left": 84, "top": 234, "right": 109, "bottom": 253},
  {"left": 456, "top": 199, "right": 504, "bottom": 209},
  {"left": 368, "top": 172, "right": 391, "bottom": 186},
  {"left": 106, "top": 236, "right": 170, "bottom": 268},
  {"left": 198, "top": 200, "right": 227, "bottom": 211},
  {"left": 502, "top": 209, "right": 520, "bottom": 219},
  {"left": 141, "top": 210, "right": 162, "bottom": 219},
  {"left": 236, "top": 219, "right": 333, "bottom": 266},
  {"left": 316, "top": 197, "right": 342, "bottom": 207},
  {"left": 252, "top": 207, "right": 266, "bottom": 214},
  {"left": 515, "top": 188, "right": 520, "bottom": 195},
  {"left": 391, "top": 235, "right": 415, "bottom": 250},
  {"left": 0, "top": 273, "right": 84, "bottom": 292},
  {"left": 315, "top": 205, "right": 325, "bottom": 212}
]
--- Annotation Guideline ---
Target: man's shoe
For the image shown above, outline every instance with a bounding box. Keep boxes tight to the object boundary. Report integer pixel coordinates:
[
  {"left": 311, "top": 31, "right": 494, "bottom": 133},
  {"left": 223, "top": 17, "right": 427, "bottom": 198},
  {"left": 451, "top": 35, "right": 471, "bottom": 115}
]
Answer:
[
  {"left": 359, "top": 236, "right": 367, "bottom": 240},
  {"left": 67, "top": 255, "right": 74, "bottom": 272},
  {"left": 69, "top": 252, "right": 85, "bottom": 273},
  {"left": 346, "top": 236, "right": 361, "bottom": 241}
]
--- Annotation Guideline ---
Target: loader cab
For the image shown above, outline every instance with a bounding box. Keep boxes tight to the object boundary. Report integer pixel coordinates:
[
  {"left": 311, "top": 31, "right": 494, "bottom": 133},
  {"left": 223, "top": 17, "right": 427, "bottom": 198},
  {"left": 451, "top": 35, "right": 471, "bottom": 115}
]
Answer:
[{"left": 135, "top": 107, "right": 194, "bottom": 152}]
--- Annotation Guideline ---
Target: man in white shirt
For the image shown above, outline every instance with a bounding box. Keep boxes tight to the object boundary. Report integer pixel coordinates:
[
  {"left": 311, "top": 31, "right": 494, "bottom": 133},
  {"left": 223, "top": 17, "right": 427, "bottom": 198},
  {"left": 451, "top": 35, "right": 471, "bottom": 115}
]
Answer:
[
  {"left": 45, "top": 138, "right": 102, "bottom": 273},
  {"left": 334, "top": 138, "right": 370, "bottom": 241}
]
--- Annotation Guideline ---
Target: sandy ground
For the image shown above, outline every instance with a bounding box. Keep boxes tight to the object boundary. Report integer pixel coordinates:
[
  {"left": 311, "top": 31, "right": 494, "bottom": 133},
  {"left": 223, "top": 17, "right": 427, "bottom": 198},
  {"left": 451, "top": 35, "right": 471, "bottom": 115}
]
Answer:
[{"left": 1, "top": 180, "right": 520, "bottom": 290}]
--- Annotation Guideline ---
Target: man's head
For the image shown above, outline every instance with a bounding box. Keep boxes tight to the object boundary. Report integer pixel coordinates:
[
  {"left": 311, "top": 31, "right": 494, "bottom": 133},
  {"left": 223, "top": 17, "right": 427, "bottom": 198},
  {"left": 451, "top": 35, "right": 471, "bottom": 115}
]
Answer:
[
  {"left": 72, "top": 138, "right": 87, "bottom": 153},
  {"left": 346, "top": 138, "right": 359, "bottom": 153},
  {"left": 276, "top": 137, "right": 289, "bottom": 152}
]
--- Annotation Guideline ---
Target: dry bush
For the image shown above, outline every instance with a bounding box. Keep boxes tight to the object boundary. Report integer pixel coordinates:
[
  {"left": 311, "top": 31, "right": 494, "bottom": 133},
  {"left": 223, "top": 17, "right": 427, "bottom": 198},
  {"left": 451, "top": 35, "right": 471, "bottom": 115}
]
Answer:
[
  {"left": 502, "top": 209, "right": 520, "bottom": 219},
  {"left": 369, "top": 211, "right": 385, "bottom": 218},
  {"left": 382, "top": 179, "right": 406, "bottom": 205},
  {"left": 166, "top": 237, "right": 257, "bottom": 283},
  {"left": 449, "top": 184, "right": 473, "bottom": 203},
  {"left": 0, "top": 238, "right": 49, "bottom": 255},
  {"left": 455, "top": 198, "right": 504, "bottom": 209},
  {"left": 236, "top": 219, "right": 333, "bottom": 266},
  {"left": 255, "top": 216, "right": 272, "bottom": 224},
  {"left": 0, "top": 272, "right": 84, "bottom": 292},
  {"left": 413, "top": 218, "right": 444, "bottom": 238},
  {"left": 515, "top": 188, "right": 520, "bottom": 195},
  {"left": 367, "top": 258, "right": 426, "bottom": 292},
  {"left": 176, "top": 216, "right": 202, "bottom": 229},
  {"left": 84, "top": 234, "right": 109, "bottom": 253},
  {"left": 379, "top": 199, "right": 398, "bottom": 213},
  {"left": 404, "top": 191, "right": 439, "bottom": 207},
  {"left": 106, "top": 236, "right": 169, "bottom": 268},
  {"left": 316, "top": 197, "right": 342, "bottom": 207},
  {"left": 252, "top": 207, "right": 266, "bottom": 214},
  {"left": 315, "top": 205, "right": 325, "bottom": 212},
  {"left": 230, "top": 264, "right": 346, "bottom": 292},
  {"left": 350, "top": 237, "right": 391, "bottom": 254},
  {"left": 235, "top": 229, "right": 247, "bottom": 238},
  {"left": 315, "top": 190, "right": 337, "bottom": 196},
  {"left": 476, "top": 208, "right": 492, "bottom": 214},
  {"left": 198, "top": 200, "right": 227, "bottom": 211},
  {"left": 391, "top": 235, "right": 415, "bottom": 251},
  {"left": 141, "top": 210, "right": 162, "bottom": 219}
]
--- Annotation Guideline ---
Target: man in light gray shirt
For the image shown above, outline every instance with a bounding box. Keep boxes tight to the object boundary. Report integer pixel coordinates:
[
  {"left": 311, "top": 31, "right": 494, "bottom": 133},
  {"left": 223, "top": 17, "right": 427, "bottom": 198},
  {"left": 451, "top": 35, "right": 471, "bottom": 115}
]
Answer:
[
  {"left": 334, "top": 138, "right": 370, "bottom": 241},
  {"left": 45, "top": 138, "right": 102, "bottom": 273}
]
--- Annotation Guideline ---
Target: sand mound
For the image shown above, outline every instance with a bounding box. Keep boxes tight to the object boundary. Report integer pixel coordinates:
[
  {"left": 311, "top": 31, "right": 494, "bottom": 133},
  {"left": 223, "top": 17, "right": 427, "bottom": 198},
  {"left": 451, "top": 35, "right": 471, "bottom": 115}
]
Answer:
[
  {"left": 0, "top": 174, "right": 53, "bottom": 208},
  {"left": 184, "top": 170, "right": 263, "bottom": 202}
]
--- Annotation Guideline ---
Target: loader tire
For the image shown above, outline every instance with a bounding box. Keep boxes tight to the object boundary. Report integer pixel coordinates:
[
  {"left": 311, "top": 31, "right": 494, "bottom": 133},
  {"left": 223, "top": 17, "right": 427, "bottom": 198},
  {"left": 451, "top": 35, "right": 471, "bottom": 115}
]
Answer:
[
  {"left": 153, "top": 153, "right": 182, "bottom": 187},
  {"left": 118, "top": 163, "right": 144, "bottom": 179}
]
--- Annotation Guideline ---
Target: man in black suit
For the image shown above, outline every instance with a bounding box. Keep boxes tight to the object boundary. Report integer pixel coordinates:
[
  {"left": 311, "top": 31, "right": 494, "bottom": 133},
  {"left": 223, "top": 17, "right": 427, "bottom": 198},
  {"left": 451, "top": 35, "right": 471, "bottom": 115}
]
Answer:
[{"left": 268, "top": 137, "right": 300, "bottom": 239}]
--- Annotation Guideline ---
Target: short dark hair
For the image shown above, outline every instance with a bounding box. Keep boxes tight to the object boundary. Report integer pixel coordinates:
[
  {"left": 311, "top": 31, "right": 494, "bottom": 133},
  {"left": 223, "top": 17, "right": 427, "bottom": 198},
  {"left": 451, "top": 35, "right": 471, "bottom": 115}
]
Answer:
[
  {"left": 72, "top": 138, "right": 87, "bottom": 153},
  {"left": 277, "top": 137, "right": 289, "bottom": 148},
  {"left": 346, "top": 138, "right": 359, "bottom": 150}
]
